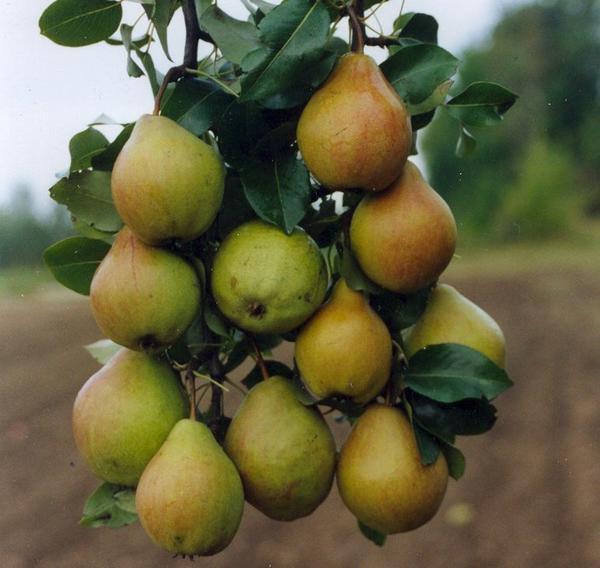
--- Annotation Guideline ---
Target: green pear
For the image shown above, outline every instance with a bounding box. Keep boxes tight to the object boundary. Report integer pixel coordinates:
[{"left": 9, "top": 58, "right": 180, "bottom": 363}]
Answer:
[
  {"left": 112, "top": 114, "right": 225, "bottom": 245},
  {"left": 297, "top": 53, "right": 412, "bottom": 191},
  {"left": 337, "top": 404, "right": 448, "bottom": 534},
  {"left": 350, "top": 161, "right": 457, "bottom": 293},
  {"left": 404, "top": 283, "right": 506, "bottom": 366},
  {"left": 295, "top": 279, "right": 392, "bottom": 404},
  {"left": 136, "top": 419, "right": 244, "bottom": 556},
  {"left": 72, "top": 349, "right": 188, "bottom": 486},
  {"left": 211, "top": 220, "right": 328, "bottom": 334},
  {"left": 90, "top": 227, "right": 201, "bottom": 351},
  {"left": 224, "top": 377, "right": 336, "bottom": 521}
]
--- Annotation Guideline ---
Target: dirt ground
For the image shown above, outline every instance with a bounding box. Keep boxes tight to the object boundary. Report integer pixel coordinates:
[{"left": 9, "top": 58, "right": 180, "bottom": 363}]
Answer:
[{"left": 1, "top": 264, "right": 600, "bottom": 568}]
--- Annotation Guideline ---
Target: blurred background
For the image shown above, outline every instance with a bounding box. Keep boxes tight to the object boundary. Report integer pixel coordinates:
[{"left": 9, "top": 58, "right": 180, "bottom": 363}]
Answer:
[{"left": 1, "top": 0, "right": 600, "bottom": 566}]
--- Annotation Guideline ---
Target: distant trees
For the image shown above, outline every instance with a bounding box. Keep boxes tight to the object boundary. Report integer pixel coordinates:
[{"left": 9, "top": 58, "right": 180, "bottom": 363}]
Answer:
[
  {"left": 0, "top": 185, "right": 72, "bottom": 267},
  {"left": 422, "top": 0, "right": 600, "bottom": 240}
]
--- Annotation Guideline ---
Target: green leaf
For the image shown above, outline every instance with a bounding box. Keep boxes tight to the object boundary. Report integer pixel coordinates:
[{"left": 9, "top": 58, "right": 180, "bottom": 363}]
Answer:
[
  {"left": 240, "top": 154, "right": 311, "bottom": 234},
  {"left": 215, "top": 101, "right": 270, "bottom": 169},
  {"left": 200, "top": 6, "right": 263, "bottom": 65},
  {"left": 241, "top": 0, "right": 332, "bottom": 103},
  {"left": 412, "top": 420, "right": 441, "bottom": 465},
  {"left": 92, "top": 123, "right": 134, "bottom": 170},
  {"left": 242, "top": 360, "right": 293, "bottom": 390},
  {"left": 446, "top": 82, "right": 518, "bottom": 127},
  {"left": 135, "top": 50, "right": 163, "bottom": 96},
  {"left": 440, "top": 442, "right": 466, "bottom": 480},
  {"left": 161, "top": 78, "right": 234, "bottom": 136},
  {"left": 340, "top": 246, "right": 385, "bottom": 295},
  {"left": 407, "top": 79, "right": 453, "bottom": 116},
  {"left": 50, "top": 171, "right": 122, "bottom": 232},
  {"left": 217, "top": 176, "right": 256, "bottom": 240},
  {"left": 85, "top": 338, "right": 121, "bottom": 364},
  {"left": 370, "top": 286, "right": 432, "bottom": 332},
  {"left": 411, "top": 109, "right": 436, "bottom": 131},
  {"left": 203, "top": 301, "right": 230, "bottom": 338},
  {"left": 120, "top": 24, "right": 144, "bottom": 78},
  {"left": 40, "top": 0, "right": 122, "bottom": 47},
  {"left": 406, "top": 343, "right": 514, "bottom": 403},
  {"left": 456, "top": 126, "right": 477, "bottom": 157},
  {"left": 151, "top": 0, "right": 176, "bottom": 60},
  {"left": 43, "top": 237, "right": 110, "bottom": 295},
  {"left": 408, "top": 391, "right": 497, "bottom": 442},
  {"left": 258, "top": 36, "right": 347, "bottom": 109},
  {"left": 394, "top": 12, "right": 438, "bottom": 44},
  {"left": 381, "top": 44, "right": 459, "bottom": 105},
  {"left": 72, "top": 218, "right": 115, "bottom": 243},
  {"left": 69, "top": 128, "right": 109, "bottom": 172},
  {"left": 358, "top": 521, "right": 387, "bottom": 547},
  {"left": 80, "top": 482, "right": 138, "bottom": 528}
]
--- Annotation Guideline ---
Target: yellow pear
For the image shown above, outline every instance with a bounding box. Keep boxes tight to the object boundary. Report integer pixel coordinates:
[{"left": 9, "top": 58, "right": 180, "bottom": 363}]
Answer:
[
  {"left": 337, "top": 404, "right": 448, "bottom": 534},
  {"left": 224, "top": 377, "right": 336, "bottom": 521},
  {"left": 90, "top": 227, "right": 201, "bottom": 351},
  {"left": 136, "top": 419, "right": 244, "bottom": 556},
  {"left": 295, "top": 279, "right": 392, "bottom": 404},
  {"left": 297, "top": 53, "right": 412, "bottom": 191},
  {"left": 404, "top": 283, "right": 506, "bottom": 366},
  {"left": 211, "top": 220, "right": 328, "bottom": 334},
  {"left": 350, "top": 161, "right": 457, "bottom": 293},
  {"left": 72, "top": 349, "right": 188, "bottom": 486},
  {"left": 112, "top": 114, "right": 225, "bottom": 245}
]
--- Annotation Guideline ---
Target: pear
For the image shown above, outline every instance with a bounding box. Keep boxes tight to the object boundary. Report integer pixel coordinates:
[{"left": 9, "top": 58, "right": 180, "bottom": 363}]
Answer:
[
  {"left": 90, "top": 227, "right": 201, "bottom": 351},
  {"left": 404, "top": 283, "right": 506, "bottom": 367},
  {"left": 297, "top": 53, "right": 412, "bottom": 191},
  {"left": 112, "top": 114, "right": 225, "bottom": 245},
  {"left": 224, "top": 377, "right": 336, "bottom": 521},
  {"left": 72, "top": 349, "right": 188, "bottom": 486},
  {"left": 136, "top": 419, "right": 244, "bottom": 556},
  {"left": 295, "top": 279, "right": 392, "bottom": 404},
  {"left": 211, "top": 220, "right": 328, "bottom": 334},
  {"left": 350, "top": 161, "right": 457, "bottom": 294},
  {"left": 337, "top": 404, "right": 448, "bottom": 534}
]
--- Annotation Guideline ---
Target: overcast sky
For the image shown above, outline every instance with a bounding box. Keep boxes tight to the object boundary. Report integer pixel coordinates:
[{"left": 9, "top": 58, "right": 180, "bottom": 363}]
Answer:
[{"left": 0, "top": 0, "right": 527, "bottom": 210}]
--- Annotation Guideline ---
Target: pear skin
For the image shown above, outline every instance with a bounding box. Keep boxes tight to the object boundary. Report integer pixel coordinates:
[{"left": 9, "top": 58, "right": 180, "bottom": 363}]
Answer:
[
  {"left": 405, "top": 283, "right": 506, "bottom": 367},
  {"left": 337, "top": 404, "right": 448, "bottom": 534},
  {"left": 112, "top": 114, "right": 225, "bottom": 245},
  {"left": 350, "top": 161, "right": 457, "bottom": 293},
  {"left": 211, "top": 220, "right": 328, "bottom": 334},
  {"left": 136, "top": 419, "right": 244, "bottom": 556},
  {"left": 224, "top": 377, "right": 336, "bottom": 521},
  {"left": 295, "top": 279, "right": 392, "bottom": 404},
  {"left": 72, "top": 349, "right": 188, "bottom": 486},
  {"left": 90, "top": 227, "right": 201, "bottom": 351},
  {"left": 297, "top": 53, "right": 412, "bottom": 191}
]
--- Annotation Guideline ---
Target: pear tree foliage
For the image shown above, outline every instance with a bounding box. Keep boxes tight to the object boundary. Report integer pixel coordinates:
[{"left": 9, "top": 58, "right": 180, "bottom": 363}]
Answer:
[{"left": 40, "top": 0, "right": 516, "bottom": 548}]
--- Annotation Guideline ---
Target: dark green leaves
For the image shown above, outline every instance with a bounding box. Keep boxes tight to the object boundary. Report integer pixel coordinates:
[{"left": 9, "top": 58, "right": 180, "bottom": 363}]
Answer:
[
  {"left": 446, "top": 82, "right": 518, "bottom": 127},
  {"left": 370, "top": 286, "right": 432, "bottom": 332},
  {"left": 358, "top": 521, "right": 387, "bottom": 547},
  {"left": 395, "top": 13, "right": 439, "bottom": 44},
  {"left": 241, "top": 154, "right": 311, "bottom": 234},
  {"left": 44, "top": 237, "right": 110, "bottom": 295},
  {"left": 200, "top": 6, "right": 263, "bottom": 65},
  {"left": 40, "top": 0, "right": 122, "bottom": 47},
  {"left": 80, "top": 483, "right": 137, "bottom": 528},
  {"left": 161, "top": 78, "right": 234, "bottom": 136},
  {"left": 406, "top": 343, "right": 513, "bottom": 403},
  {"left": 381, "top": 44, "right": 459, "bottom": 109},
  {"left": 69, "top": 128, "right": 109, "bottom": 171},
  {"left": 241, "top": 0, "right": 332, "bottom": 103},
  {"left": 50, "top": 171, "right": 122, "bottom": 232}
]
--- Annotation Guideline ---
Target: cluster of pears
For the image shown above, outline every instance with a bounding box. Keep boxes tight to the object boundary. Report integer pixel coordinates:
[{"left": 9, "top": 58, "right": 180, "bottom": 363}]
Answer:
[{"left": 73, "top": 49, "right": 506, "bottom": 557}]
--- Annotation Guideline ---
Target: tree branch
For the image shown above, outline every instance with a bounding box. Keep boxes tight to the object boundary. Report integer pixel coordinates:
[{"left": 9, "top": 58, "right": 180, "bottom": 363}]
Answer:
[
  {"left": 348, "top": 1, "right": 365, "bottom": 54},
  {"left": 152, "top": 0, "right": 215, "bottom": 115}
]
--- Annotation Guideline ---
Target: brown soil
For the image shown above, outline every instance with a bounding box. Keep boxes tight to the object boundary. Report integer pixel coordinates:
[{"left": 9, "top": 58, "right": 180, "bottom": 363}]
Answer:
[{"left": 1, "top": 267, "right": 600, "bottom": 568}]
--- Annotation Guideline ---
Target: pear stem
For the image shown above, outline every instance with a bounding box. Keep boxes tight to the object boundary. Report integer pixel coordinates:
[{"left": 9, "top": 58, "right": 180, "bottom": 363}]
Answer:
[
  {"left": 249, "top": 334, "right": 270, "bottom": 381},
  {"left": 348, "top": 2, "right": 365, "bottom": 54},
  {"left": 185, "top": 360, "right": 199, "bottom": 420}
]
